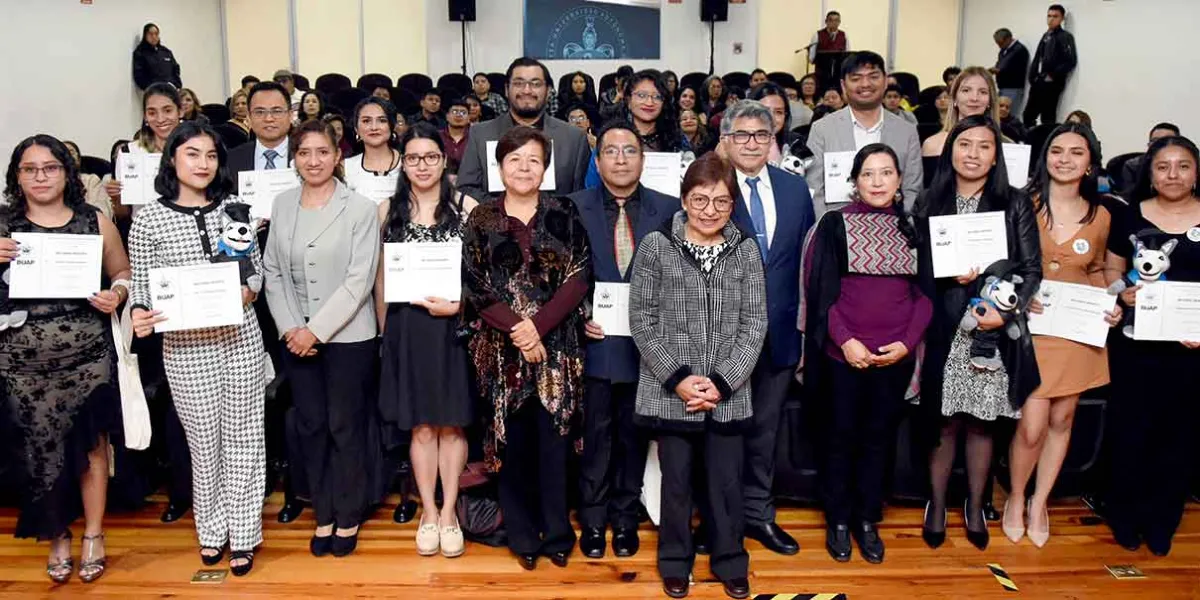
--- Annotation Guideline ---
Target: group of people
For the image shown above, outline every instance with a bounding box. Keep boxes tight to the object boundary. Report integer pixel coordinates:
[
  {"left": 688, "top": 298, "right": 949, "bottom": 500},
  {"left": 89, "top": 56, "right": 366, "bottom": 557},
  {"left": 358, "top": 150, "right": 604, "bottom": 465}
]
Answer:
[{"left": 2, "top": 5, "right": 1197, "bottom": 596}]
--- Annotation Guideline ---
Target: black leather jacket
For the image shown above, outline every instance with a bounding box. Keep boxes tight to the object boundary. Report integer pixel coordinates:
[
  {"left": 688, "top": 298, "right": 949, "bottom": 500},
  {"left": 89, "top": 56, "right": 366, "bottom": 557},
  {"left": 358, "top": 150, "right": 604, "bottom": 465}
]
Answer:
[
  {"left": 132, "top": 42, "right": 182, "bottom": 90},
  {"left": 1029, "top": 27, "right": 1077, "bottom": 84}
]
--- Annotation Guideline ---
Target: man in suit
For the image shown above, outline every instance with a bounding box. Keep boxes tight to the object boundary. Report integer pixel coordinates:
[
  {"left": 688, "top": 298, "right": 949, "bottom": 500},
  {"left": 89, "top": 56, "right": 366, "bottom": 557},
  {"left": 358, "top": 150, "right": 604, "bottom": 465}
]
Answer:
[
  {"left": 228, "top": 80, "right": 308, "bottom": 524},
  {"left": 457, "top": 57, "right": 592, "bottom": 201},
  {"left": 991, "top": 28, "right": 1031, "bottom": 113},
  {"left": 1023, "top": 4, "right": 1077, "bottom": 127},
  {"left": 718, "top": 99, "right": 817, "bottom": 555},
  {"left": 569, "top": 121, "right": 679, "bottom": 560},
  {"left": 806, "top": 51, "right": 922, "bottom": 220}
]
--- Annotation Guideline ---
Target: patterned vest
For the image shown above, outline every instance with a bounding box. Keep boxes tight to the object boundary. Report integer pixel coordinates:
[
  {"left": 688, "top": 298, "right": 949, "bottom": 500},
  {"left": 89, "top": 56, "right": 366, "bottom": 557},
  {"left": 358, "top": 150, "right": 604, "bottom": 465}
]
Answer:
[{"left": 816, "top": 29, "right": 847, "bottom": 54}]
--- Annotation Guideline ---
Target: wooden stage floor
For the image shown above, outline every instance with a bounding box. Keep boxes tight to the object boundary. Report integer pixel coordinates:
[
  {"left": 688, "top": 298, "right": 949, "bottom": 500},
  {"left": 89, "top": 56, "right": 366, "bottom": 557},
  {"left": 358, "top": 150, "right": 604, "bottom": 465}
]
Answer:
[{"left": 0, "top": 495, "right": 1197, "bottom": 599}]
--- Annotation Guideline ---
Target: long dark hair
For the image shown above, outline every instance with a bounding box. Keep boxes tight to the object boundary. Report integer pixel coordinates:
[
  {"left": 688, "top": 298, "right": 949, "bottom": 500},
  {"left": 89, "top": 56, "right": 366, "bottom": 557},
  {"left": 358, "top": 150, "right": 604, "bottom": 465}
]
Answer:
[
  {"left": 298, "top": 90, "right": 329, "bottom": 122},
  {"left": 556, "top": 71, "right": 597, "bottom": 119},
  {"left": 351, "top": 96, "right": 398, "bottom": 155},
  {"left": 136, "top": 82, "right": 182, "bottom": 149},
  {"left": 139, "top": 22, "right": 158, "bottom": 48},
  {"left": 749, "top": 82, "right": 793, "bottom": 151},
  {"left": 1025, "top": 122, "right": 1104, "bottom": 226},
  {"left": 849, "top": 143, "right": 917, "bottom": 246},
  {"left": 622, "top": 70, "right": 683, "bottom": 152},
  {"left": 917, "top": 114, "right": 1012, "bottom": 217},
  {"left": 383, "top": 123, "right": 460, "bottom": 242},
  {"left": 154, "top": 121, "right": 234, "bottom": 202},
  {"left": 3, "top": 135, "right": 88, "bottom": 220},
  {"left": 1129, "top": 135, "right": 1200, "bottom": 203}
]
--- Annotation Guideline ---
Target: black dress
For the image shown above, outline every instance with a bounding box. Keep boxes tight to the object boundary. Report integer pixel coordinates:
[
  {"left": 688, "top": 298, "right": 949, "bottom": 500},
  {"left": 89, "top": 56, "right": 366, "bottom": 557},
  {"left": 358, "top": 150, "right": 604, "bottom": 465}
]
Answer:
[{"left": 378, "top": 220, "right": 473, "bottom": 435}]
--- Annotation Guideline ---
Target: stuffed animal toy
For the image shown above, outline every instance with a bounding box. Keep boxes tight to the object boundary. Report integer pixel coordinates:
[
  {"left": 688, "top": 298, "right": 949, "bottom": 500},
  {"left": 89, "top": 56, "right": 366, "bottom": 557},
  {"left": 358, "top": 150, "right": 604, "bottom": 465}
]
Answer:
[
  {"left": 211, "top": 202, "right": 262, "bottom": 292},
  {"left": 780, "top": 154, "right": 806, "bottom": 176},
  {"left": 1106, "top": 233, "right": 1177, "bottom": 337},
  {"left": 960, "top": 271, "right": 1025, "bottom": 371}
]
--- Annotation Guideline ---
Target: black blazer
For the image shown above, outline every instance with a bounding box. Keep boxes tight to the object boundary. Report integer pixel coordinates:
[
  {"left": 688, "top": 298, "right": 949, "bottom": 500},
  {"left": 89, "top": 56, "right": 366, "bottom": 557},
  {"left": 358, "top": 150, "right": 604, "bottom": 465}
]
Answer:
[
  {"left": 570, "top": 185, "right": 678, "bottom": 383},
  {"left": 228, "top": 140, "right": 293, "bottom": 190},
  {"left": 995, "top": 40, "right": 1030, "bottom": 90}
]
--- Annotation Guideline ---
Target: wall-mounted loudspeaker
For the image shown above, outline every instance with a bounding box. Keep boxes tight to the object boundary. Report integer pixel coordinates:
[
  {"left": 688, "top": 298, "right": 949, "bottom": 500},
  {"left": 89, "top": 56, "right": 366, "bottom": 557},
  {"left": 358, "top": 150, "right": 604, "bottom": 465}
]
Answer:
[
  {"left": 700, "top": 0, "right": 728, "bottom": 22},
  {"left": 449, "top": 0, "right": 476, "bottom": 22}
]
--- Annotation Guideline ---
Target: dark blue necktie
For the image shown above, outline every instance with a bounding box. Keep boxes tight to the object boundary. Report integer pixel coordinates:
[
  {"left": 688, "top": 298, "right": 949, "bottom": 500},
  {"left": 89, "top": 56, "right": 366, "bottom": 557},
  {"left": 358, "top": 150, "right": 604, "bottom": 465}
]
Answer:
[{"left": 746, "top": 176, "right": 768, "bottom": 261}]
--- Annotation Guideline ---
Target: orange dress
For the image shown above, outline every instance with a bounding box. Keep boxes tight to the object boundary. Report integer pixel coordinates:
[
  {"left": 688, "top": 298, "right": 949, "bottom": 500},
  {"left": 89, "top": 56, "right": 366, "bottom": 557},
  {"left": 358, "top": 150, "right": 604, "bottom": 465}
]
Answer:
[{"left": 1031, "top": 205, "right": 1111, "bottom": 398}]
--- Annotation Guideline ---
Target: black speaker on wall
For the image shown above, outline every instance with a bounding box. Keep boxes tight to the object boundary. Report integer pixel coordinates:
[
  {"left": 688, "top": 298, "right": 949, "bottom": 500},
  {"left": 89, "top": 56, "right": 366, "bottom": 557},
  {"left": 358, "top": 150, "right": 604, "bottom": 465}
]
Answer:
[
  {"left": 700, "top": 0, "right": 728, "bottom": 22},
  {"left": 449, "top": 0, "right": 476, "bottom": 22}
]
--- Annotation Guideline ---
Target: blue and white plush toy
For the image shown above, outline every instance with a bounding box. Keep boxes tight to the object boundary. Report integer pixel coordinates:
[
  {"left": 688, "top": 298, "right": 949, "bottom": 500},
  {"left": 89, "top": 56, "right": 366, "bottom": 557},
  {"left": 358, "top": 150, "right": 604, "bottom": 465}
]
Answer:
[
  {"left": 960, "top": 271, "right": 1025, "bottom": 371},
  {"left": 211, "top": 202, "right": 262, "bottom": 292}
]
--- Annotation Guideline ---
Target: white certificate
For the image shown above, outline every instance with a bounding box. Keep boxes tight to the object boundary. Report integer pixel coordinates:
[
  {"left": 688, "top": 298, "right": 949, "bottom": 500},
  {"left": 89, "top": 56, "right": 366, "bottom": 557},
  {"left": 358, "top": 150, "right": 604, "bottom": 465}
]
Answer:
[
  {"left": 383, "top": 242, "right": 463, "bottom": 303},
  {"left": 486, "top": 140, "right": 556, "bottom": 193},
  {"left": 823, "top": 150, "right": 855, "bottom": 205},
  {"left": 639, "top": 152, "right": 682, "bottom": 198},
  {"left": 1133, "top": 281, "right": 1200, "bottom": 342},
  {"left": 1027, "top": 280, "right": 1116, "bottom": 348},
  {"left": 7, "top": 233, "right": 103, "bottom": 299},
  {"left": 1004, "top": 143, "right": 1032, "bottom": 188},
  {"left": 346, "top": 171, "right": 399, "bottom": 205},
  {"left": 237, "top": 169, "right": 299, "bottom": 218},
  {"left": 929, "top": 211, "right": 1009, "bottom": 278},
  {"left": 592, "top": 282, "right": 631, "bottom": 337},
  {"left": 149, "top": 262, "right": 244, "bottom": 333},
  {"left": 116, "top": 152, "right": 161, "bottom": 205}
]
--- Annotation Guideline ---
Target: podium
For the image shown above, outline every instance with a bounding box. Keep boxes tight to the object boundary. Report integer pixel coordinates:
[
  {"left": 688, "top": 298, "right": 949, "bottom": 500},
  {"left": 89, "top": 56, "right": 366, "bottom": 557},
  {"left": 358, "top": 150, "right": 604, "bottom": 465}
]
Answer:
[{"left": 813, "top": 51, "right": 848, "bottom": 89}]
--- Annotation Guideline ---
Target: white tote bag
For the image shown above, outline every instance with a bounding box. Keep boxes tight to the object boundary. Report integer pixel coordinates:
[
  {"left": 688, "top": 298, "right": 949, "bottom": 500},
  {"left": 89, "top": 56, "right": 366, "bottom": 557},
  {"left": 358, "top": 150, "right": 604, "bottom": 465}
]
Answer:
[
  {"left": 111, "top": 303, "right": 152, "bottom": 450},
  {"left": 640, "top": 440, "right": 662, "bottom": 526}
]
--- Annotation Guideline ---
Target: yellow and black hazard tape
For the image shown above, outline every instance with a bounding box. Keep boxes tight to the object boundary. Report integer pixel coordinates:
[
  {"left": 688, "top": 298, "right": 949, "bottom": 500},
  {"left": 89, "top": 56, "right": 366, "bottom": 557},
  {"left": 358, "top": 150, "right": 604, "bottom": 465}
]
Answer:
[
  {"left": 988, "top": 563, "right": 1019, "bottom": 592},
  {"left": 752, "top": 595, "right": 848, "bottom": 600}
]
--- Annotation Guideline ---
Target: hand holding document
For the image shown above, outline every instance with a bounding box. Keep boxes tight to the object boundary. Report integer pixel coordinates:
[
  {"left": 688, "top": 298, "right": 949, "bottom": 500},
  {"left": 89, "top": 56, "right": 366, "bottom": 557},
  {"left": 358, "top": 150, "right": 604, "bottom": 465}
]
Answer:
[
  {"left": 149, "top": 262, "right": 244, "bottom": 332},
  {"left": 592, "top": 282, "right": 631, "bottom": 337},
  {"left": 237, "top": 169, "right": 299, "bottom": 218},
  {"left": 823, "top": 150, "right": 855, "bottom": 205},
  {"left": 7, "top": 233, "right": 103, "bottom": 298},
  {"left": 116, "top": 153, "right": 161, "bottom": 205},
  {"left": 1027, "top": 280, "right": 1116, "bottom": 347},
  {"left": 640, "top": 152, "right": 682, "bottom": 197},
  {"left": 383, "top": 242, "right": 463, "bottom": 303},
  {"left": 346, "top": 171, "right": 399, "bottom": 205},
  {"left": 1134, "top": 281, "right": 1200, "bottom": 342},
  {"left": 929, "top": 211, "right": 1009, "bottom": 278}
]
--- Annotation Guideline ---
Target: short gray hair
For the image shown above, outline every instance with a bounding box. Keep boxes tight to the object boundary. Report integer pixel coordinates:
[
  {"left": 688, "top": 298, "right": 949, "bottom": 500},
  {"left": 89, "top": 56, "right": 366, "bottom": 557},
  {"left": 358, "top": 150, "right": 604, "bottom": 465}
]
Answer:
[{"left": 720, "top": 100, "right": 775, "bottom": 136}]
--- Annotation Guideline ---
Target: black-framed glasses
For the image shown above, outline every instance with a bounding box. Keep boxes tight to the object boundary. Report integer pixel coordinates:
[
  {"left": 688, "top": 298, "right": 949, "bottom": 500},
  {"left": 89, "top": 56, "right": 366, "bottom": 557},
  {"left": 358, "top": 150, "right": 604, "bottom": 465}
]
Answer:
[
  {"left": 510, "top": 79, "right": 545, "bottom": 90},
  {"left": 724, "top": 130, "right": 772, "bottom": 144},
  {"left": 402, "top": 153, "right": 444, "bottom": 167},
  {"left": 448, "top": 109, "right": 468, "bottom": 117},
  {"left": 17, "top": 163, "right": 64, "bottom": 179},
  {"left": 686, "top": 194, "right": 734, "bottom": 213}
]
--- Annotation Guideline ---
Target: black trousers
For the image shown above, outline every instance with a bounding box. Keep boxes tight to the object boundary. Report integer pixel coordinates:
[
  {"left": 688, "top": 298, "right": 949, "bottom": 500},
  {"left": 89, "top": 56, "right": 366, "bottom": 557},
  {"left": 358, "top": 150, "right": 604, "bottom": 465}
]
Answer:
[
  {"left": 820, "top": 357, "right": 912, "bottom": 525},
  {"left": 579, "top": 378, "right": 646, "bottom": 530},
  {"left": 498, "top": 400, "right": 576, "bottom": 555},
  {"left": 280, "top": 338, "right": 378, "bottom": 528},
  {"left": 743, "top": 356, "right": 794, "bottom": 526},
  {"left": 1022, "top": 79, "right": 1066, "bottom": 127},
  {"left": 658, "top": 429, "right": 747, "bottom": 581}
]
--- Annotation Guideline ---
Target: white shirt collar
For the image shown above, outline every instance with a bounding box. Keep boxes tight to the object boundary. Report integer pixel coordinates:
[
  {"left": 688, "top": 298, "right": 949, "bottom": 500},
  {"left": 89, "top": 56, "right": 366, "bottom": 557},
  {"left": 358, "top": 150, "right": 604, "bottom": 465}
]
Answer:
[
  {"left": 850, "top": 107, "right": 885, "bottom": 134},
  {"left": 256, "top": 136, "right": 289, "bottom": 157},
  {"left": 737, "top": 166, "right": 771, "bottom": 189}
]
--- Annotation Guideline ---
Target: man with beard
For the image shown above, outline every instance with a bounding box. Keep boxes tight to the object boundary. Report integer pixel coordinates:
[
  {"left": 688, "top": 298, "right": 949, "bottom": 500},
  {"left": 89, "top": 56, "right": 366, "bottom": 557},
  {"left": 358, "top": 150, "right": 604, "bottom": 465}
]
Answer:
[
  {"left": 457, "top": 57, "right": 592, "bottom": 200},
  {"left": 805, "top": 51, "right": 922, "bottom": 219}
]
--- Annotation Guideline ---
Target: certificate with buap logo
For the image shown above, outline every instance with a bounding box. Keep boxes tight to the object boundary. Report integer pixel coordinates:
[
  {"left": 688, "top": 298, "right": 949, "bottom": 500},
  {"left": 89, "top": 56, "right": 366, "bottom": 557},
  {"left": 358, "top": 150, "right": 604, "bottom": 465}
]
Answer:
[
  {"left": 1134, "top": 281, "right": 1200, "bottom": 342},
  {"left": 8, "top": 233, "right": 103, "bottom": 299},
  {"left": 149, "top": 262, "right": 243, "bottom": 332},
  {"left": 928, "top": 211, "right": 1008, "bottom": 278}
]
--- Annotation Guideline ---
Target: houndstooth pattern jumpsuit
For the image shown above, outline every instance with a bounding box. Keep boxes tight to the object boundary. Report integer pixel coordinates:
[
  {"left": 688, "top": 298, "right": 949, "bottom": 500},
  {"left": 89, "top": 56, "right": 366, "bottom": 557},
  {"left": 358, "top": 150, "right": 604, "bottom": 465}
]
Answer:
[{"left": 128, "top": 198, "right": 267, "bottom": 551}]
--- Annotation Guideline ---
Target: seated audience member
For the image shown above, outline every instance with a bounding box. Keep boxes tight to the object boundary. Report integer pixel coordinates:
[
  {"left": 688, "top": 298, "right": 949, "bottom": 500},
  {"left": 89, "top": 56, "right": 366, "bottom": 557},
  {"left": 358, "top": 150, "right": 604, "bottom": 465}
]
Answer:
[
  {"left": 371, "top": 86, "right": 392, "bottom": 101},
  {"left": 296, "top": 90, "right": 330, "bottom": 125},
  {"left": 1065, "top": 109, "right": 1092, "bottom": 128},
  {"left": 600, "top": 65, "right": 636, "bottom": 120},
  {"left": 784, "top": 85, "right": 813, "bottom": 129},
  {"left": 556, "top": 71, "right": 598, "bottom": 121},
  {"left": 663, "top": 70, "right": 679, "bottom": 98},
  {"left": 323, "top": 113, "right": 353, "bottom": 155},
  {"left": 440, "top": 97, "right": 472, "bottom": 174},
  {"left": 63, "top": 140, "right": 115, "bottom": 219},
  {"left": 238, "top": 75, "right": 260, "bottom": 98},
  {"left": 215, "top": 89, "right": 253, "bottom": 148},
  {"left": 179, "top": 88, "right": 208, "bottom": 125},
  {"left": 585, "top": 70, "right": 687, "bottom": 188},
  {"left": 680, "top": 108, "right": 715, "bottom": 157},
  {"left": 699, "top": 75, "right": 727, "bottom": 120},
  {"left": 678, "top": 85, "right": 707, "bottom": 126},
  {"left": 749, "top": 68, "right": 769, "bottom": 89},
  {"left": 1119, "top": 122, "right": 1181, "bottom": 195},
  {"left": 565, "top": 104, "right": 598, "bottom": 150},
  {"left": 997, "top": 96, "right": 1029, "bottom": 143},
  {"left": 394, "top": 112, "right": 410, "bottom": 141},
  {"left": 473, "top": 72, "right": 509, "bottom": 116},
  {"left": 273, "top": 69, "right": 306, "bottom": 114},
  {"left": 465, "top": 95, "right": 488, "bottom": 124},
  {"left": 942, "top": 66, "right": 962, "bottom": 86},
  {"left": 750, "top": 83, "right": 801, "bottom": 167},
  {"left": 885, "top": 85, "right": 918, "bottom": 125},
  {"left": 411, "top": 89, "right": 447, "bottom": 129},
  {"left": 886, "top": 75, "right": 915, "bottom": 111},
  {"left": 798, "top": 74, "right": 820, "bottom": 109},
  {"left": 820, "top": 88, "right": 845, "bottom": 111}
]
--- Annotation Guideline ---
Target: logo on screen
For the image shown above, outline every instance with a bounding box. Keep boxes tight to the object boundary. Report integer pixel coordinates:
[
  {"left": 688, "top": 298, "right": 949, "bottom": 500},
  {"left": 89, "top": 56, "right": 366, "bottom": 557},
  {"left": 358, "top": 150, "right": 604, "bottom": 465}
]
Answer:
[{"left": 547, "top": 7, "right": 626, "bottom": 60}]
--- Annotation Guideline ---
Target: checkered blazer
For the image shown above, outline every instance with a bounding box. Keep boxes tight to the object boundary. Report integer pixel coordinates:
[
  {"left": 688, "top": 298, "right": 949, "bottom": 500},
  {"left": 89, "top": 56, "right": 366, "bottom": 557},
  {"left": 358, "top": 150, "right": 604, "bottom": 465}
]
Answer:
[{"left": 629, "top": 211, "right": 767, "bottom": 432}]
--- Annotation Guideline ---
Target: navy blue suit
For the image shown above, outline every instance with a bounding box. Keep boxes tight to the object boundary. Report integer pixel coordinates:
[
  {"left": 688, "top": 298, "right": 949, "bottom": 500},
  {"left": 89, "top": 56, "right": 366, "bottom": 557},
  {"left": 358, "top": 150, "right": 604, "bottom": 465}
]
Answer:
[
  {"left": 570, "top": 184, "right": 678, "bottom": 532},
  {"left": 730, "top": 164, "right": 816, "bottom": 528}
]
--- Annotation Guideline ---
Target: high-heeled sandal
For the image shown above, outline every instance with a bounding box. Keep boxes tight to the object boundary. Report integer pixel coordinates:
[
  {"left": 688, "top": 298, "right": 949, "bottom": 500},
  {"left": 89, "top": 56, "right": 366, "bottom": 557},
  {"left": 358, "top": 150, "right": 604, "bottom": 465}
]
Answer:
[
  {"left": 46, "top": 532, "right": 73, "bottom": 584},
  {"left": 199, "top": 544, "right": 226, "bottom": 566},
  {"left": 1027, "top": 500, "right": 1050, "bottom": 548},
  {"left": 1002, "top": 498, "right": 1025, "bottom": 543},
  {"left": 230, "top": 550, "right": 255, "bottom": 577},
  {"left": 79, "top": 532, "right": 107, "bottom": 583}
]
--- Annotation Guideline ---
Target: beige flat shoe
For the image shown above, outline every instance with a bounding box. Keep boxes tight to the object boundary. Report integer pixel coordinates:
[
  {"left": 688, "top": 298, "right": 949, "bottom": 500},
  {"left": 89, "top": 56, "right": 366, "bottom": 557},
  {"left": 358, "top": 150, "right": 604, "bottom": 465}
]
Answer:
[
  {"left": 440, "top": 520, "right": 465, "bottom": 558},
  {"left": 416, "top": 521, "right": 440, "bottom": 556}
]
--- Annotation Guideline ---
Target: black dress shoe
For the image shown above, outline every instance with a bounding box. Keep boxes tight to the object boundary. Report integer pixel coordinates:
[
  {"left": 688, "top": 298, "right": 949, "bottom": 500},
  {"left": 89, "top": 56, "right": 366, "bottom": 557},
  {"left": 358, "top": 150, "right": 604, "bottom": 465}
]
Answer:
[
  {"left": 693, "top": 524, "right": 710, "bottom": 556},
  {"left": 1113, "top": 528, "right": 1142, "bottom": 552},
  {"left": 393, "top": 499, "right": 418, "bottom": 524},
  {"left": 277, "top": 497, "right": 306, "bottom": 524},
  {"left": 964, "top": 501, "right": 990, "bottom": 551},
  {"left": 663, "top": 576, "right": 689, "bottom": 598},
  {"left": 745, "top": 522, "right": 799, "bottom": 555},
  {"left": 517, "top": 553, "right": 538, "bottom": 570},
  {"left": 331, "top": 528, "right": 360, "bottom": 557},
  {"left": 1146, "top": 536, "right": 1171, "bottom": 557},
  {"left": 922, "top": 501, "right": 946, "bottom": 550},
  {"left": 310, "top": 534, "right": 333, "bottom": 557},
  {"left": 548, "top": 551, "right": 569, "bottom": 568},
  {"left": 612, "top": 527, "right": 640, "bottom": 557},
  {"left": 852, "top": 521, "right": 885, "bottom": 564},
  {"left": 580, "top": 527, "right": 606, "bottom": 558},
  {"left": 825, "top": 523, "right": 851, "bottom": 562},
  {"left": 161, "top": 502, "right": 191, "bottom": 523},
  {"left": 722, "top": 577, "right": 751, "bottom": 599}
]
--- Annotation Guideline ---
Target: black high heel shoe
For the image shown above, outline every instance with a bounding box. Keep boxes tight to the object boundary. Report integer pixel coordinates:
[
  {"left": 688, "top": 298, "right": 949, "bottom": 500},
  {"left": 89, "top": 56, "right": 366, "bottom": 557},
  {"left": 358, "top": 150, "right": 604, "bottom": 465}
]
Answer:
[
  {"left": 965, "top": 500, "right": 990, "bottom": 551},
  {"left": 200, "top": 544, "right": 226, "bottom": 566},
  {"left": 230, "top": 550, "right": 254, "bottom": 577},
  {"left": 922, "top": 501, "right": 946, "bottom": 549}
]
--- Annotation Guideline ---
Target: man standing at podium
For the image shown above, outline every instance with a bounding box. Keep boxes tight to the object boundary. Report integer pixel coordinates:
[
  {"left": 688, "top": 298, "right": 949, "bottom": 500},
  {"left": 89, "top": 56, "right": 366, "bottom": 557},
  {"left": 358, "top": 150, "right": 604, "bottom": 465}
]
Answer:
[{"left": 808, "top": 11, "right": 850, "bottom": 87}]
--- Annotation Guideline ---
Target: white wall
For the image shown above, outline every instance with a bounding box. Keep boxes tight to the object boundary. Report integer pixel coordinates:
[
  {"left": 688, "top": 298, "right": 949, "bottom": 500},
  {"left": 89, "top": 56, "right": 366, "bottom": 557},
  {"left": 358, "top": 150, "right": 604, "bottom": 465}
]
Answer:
[
  {"left": 425, "top": 0, "right": 759, "bottom": 87},
  {"left": 962, "top": 0, "right": 1200, "bottom": 155},
  {"left": 0, "top": 0, "right": 225, "bottom": 166}
]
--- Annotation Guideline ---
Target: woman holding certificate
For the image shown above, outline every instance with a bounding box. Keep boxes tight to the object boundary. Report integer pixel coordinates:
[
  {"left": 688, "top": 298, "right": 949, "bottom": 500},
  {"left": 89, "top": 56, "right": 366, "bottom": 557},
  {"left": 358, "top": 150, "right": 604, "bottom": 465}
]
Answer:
[
  {"left": 263, "top": 119, "right": 381, "bottom": 558},
  {"left": 461, "top": 126, "right": 591, "bottom": 570},
  {"left": 1004, "top": 123, "right": 1120, "bottom": 548},
  {"left": 915, "top": 115, "right": 1042, "bottom": 551},
  {"left": 345, "top": 97, "right": 401, "bottom": 183},
  {"left": 127, "top": 122, "right": 266, "bottom": 576},
  {"left": 0, "top": 135, "right": 131, "bottom": 583},
  {"left": 105, "top": 82, "right": 183, "bottom": 220},
  {"left": 376, "top": 123, "right": 478, "bottom": 558},
  {"left": 1104, "top": 135, "right": 1200, "bottom": 556}
]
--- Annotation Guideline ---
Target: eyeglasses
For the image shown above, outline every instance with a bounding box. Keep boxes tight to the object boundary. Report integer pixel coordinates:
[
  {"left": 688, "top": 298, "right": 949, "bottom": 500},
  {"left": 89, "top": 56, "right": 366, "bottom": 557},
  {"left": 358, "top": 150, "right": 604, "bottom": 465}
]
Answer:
[
  {"left": 631, "top": 91, "right": 665, "bottom": 104},
  {"left": 510, "top": 79, "right": 546, "bottom": 91},
  {"left": 251, "top": 108, "right": 290, "bottom": 119},
  {"left": 724, "top": 130, "right": 773, "bottom": 144},
  {"left": 686, "top": 194, "right": 734, "bottom": 213},
  {"left": 402, "top": 153, "right": 444, "bottom": 167},
  {"left": 448, "top": 109, "right": 468, "bottom": 117},
  {"left": 600, "top": 146, "right": 641, "bottom": 160},
  {"left": 569, "top": 115, "right": 589, "bottom": 124},
  {"left": 17, "top": 163, "right": 64, "bottom": 179}
]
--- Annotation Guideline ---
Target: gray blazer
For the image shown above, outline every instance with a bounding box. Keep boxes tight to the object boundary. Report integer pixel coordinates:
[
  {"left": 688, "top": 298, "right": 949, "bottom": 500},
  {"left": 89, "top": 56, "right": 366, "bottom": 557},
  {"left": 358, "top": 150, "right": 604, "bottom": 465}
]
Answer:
[
  {"left": 805, "top": 106, "right": 923, "bottom": 219},
  {"left": 455, "top": 113, "right": 592, "bottom": 201},
  {"left": 263, "top": 179, "right": 380, "bottom": 344}
]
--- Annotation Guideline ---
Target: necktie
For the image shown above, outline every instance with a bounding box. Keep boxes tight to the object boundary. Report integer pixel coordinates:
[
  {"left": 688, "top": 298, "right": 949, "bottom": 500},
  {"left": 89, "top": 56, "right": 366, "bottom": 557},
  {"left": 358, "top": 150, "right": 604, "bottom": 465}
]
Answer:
[
  {"left": 614, "top": 198, "right": 635, "bottom": 278},
  {"left": 746, "top": 176, "right": 769, "bottom": 261},
  {"left": 264, "top": 149, "right": 279, "bottom": 170}
]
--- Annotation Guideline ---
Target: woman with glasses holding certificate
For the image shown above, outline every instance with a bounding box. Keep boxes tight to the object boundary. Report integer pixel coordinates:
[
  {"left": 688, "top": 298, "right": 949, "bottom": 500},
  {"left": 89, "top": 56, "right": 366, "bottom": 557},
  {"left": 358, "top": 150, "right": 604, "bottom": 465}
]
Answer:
[
  {"left": 1104, "top": 135, "right": 1200, "bottom": 557},
  {"left": 461, "top": 126, "right": 591, "bottom": 571},
  {"left": 376, "top": 123, "right": 478, "bottom": 558},
  {"left": 262, "top": 119, "right": 381, "bottom": 558},
  {"left": 127, "top": 121, "right": 266, "bottom": 576},
  {"left": 0, "top": 135, "right": 131, "bottom": 584}
]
